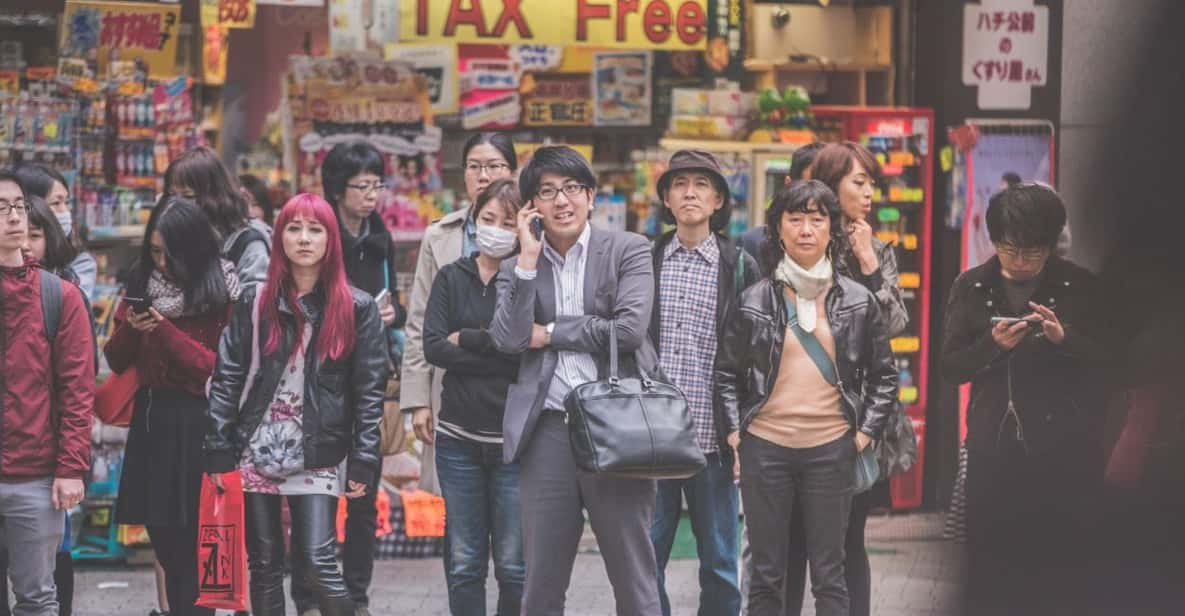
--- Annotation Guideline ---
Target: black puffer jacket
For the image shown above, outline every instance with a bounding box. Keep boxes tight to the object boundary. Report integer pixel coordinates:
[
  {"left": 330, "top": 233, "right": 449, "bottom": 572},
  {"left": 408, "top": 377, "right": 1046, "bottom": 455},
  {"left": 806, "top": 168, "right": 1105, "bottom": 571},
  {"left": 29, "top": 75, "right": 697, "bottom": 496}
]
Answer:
[
  {"left": 204, "top": 285, "right": 389, "bottom": 486},
  {"left": 715, "top": 274, "right": 898, "bottom": 440},
  {"left": 941, "top": 256, "right": 1107, "bottom": 456}
]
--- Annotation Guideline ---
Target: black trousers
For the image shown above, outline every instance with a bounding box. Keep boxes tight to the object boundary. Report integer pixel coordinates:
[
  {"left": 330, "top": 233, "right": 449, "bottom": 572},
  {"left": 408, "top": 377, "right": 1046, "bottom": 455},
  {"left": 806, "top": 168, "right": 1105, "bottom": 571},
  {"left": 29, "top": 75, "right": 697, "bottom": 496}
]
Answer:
[
  {"left": 740, "top": 433, "right": 856, "bottom": 616},
  {"left": 291, "top": 475, "right": 379, "bottom": 611},
  {"left": 246, "top": 493, "right": 354, "bottom": 616},
  {"left": 964, "top": 444, "right": 1099, "bottom": 616},
  {"left": 782, "top": 485, "right": 879, "bottom": 616},
  {"left": 147, "top": 523, "right": 214, "bottom": 616}
]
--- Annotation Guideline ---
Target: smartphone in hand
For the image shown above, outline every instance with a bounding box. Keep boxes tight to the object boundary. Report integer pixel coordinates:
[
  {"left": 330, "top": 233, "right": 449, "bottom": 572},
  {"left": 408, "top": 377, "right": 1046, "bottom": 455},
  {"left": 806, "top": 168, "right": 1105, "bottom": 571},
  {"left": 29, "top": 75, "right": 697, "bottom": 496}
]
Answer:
[
  {"left": 990, "top": 316, "right": 1041, "bottom": 326},
  {"left": 123, "top": 296, "right": 150, "bottom": 314},
  {"left": 530, "top": 217, "right": 544, "bottom": 240}
]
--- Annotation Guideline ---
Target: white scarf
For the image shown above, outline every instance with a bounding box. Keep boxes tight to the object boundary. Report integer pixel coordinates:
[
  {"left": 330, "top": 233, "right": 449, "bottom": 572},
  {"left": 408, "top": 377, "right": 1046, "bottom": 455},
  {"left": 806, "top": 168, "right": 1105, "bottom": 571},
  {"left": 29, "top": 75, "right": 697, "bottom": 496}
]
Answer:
[{"left": 773, "top": 255, "right": 832, "bottom": 333}]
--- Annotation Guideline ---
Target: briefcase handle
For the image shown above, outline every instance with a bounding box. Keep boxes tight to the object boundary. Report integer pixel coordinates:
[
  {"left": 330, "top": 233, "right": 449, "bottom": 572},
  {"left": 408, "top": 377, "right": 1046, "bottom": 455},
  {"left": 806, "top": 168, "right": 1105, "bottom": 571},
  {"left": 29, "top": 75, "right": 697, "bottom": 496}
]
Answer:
[{"left": 607, "top": 325, "right": 654, "bottom": 391}]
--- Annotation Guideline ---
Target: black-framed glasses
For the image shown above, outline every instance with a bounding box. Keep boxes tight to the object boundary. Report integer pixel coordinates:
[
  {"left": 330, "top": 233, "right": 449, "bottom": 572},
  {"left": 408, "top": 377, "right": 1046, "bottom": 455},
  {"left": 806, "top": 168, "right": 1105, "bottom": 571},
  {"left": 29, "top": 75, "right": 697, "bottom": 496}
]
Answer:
[
  {"left": 0, "top": 198, "right": 27, "bottom": 216},
  {"left": 346, "top": 181, "right": 387, "bottom": 193},
  {"left": 464, "top": 161, "right": 511, "bottom": 175},
  {"left": 535, "top": 183, "right": 588, "bottom": 202},
  {"left": 995, "top": 242, "right": 1049, "bottom": 262}
]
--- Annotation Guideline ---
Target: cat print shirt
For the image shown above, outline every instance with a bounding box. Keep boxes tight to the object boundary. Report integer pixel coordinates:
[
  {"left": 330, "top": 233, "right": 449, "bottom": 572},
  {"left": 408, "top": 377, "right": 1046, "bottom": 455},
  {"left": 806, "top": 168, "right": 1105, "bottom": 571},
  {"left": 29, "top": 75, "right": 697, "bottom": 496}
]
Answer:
[{"left": 241, "top": 323, "right": 344, "bottom": 496}]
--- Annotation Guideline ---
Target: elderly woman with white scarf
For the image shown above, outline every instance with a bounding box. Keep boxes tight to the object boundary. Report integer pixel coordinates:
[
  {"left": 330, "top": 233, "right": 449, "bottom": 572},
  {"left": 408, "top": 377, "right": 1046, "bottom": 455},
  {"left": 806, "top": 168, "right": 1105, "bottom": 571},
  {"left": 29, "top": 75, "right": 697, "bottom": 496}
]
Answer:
[{"left": 715, "top": 180, "right": 898, "bottom": 616}]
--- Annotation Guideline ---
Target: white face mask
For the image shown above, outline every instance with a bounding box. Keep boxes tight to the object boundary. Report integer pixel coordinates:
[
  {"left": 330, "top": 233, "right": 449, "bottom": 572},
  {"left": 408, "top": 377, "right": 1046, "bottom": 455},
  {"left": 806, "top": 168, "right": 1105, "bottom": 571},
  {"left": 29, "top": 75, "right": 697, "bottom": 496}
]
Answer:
[
  {"left": 55, "top": 211, "right": 73, "bottom": 236},
  {"left": 475, "top": 224, "right": 517, "bottom": 259}
]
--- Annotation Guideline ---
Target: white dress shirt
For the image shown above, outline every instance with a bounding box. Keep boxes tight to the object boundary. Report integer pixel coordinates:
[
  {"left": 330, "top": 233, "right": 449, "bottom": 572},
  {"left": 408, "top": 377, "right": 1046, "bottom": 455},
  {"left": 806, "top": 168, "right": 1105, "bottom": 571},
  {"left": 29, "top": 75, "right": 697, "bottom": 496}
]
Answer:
[{"left": 514, "top": 224, "right": 599, "bottom": 412}]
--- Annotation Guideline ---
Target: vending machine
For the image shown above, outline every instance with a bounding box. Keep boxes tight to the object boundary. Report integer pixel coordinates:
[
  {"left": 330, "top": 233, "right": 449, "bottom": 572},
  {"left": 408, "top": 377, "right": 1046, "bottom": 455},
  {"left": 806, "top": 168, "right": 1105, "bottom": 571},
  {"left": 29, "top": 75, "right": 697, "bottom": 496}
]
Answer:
[{"left": 812, "top": 106, "right": 936, "bottom": 510}]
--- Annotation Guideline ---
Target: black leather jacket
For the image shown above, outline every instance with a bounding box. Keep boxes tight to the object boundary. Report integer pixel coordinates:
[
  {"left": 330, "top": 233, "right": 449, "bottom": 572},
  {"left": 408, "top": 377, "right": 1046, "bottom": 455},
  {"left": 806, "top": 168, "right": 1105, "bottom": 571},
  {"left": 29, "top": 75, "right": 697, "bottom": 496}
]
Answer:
[
  {"left": 204, "top": 285, "right": 389, "bottom": 486},
  {"left": 941, "top": 256, "right": 1107, "bottom": 456},
  {"left": 715, "top": 275, "right": 898, "bottom": 440}
]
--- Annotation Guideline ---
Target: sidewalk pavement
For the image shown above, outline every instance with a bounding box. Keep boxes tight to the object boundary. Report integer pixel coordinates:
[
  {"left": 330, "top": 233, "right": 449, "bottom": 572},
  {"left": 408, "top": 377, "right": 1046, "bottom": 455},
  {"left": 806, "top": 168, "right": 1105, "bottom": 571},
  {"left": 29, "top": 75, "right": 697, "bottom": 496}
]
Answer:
[{"left": 66, "top": 513, "right": 963, "bottom": 615}]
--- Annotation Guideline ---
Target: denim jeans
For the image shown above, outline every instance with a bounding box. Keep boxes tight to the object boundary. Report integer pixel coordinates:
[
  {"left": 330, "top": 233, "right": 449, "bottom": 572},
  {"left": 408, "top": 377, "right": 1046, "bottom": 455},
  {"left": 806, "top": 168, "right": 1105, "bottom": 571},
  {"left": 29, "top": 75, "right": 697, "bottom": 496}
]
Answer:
[
  {"left": 435, "top": 433, "right": 525, "bottom": 616},
  {"left": 651, "top": 452, "right": 741, "bottom": 616}
]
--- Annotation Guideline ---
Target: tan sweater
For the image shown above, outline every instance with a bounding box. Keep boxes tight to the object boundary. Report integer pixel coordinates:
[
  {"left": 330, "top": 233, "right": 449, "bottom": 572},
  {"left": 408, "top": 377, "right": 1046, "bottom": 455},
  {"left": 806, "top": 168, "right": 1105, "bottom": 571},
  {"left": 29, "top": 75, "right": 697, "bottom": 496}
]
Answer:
[{"left": 748, "top": 291, "right": 849, "bottom": 449}]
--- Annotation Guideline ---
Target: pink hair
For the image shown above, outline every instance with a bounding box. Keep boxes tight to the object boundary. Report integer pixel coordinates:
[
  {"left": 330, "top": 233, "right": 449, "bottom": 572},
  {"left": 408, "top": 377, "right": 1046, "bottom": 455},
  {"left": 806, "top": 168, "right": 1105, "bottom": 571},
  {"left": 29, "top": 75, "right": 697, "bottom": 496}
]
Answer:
[{"left": 261, "top": 193, "right": 356, "bottom": 362}]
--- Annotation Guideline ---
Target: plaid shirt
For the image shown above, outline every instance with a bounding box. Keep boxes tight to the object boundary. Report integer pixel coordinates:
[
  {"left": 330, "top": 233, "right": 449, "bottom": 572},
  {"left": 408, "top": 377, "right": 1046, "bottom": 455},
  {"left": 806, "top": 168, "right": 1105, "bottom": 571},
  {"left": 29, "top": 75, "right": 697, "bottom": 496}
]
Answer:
[{"left": 659, "top": 235, "right": 720, "bottom": 453}]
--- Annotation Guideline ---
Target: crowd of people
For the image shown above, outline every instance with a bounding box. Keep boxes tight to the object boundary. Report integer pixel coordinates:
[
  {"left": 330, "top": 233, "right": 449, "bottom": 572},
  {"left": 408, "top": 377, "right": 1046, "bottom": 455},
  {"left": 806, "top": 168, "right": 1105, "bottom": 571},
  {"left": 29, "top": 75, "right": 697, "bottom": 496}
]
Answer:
[{"left": 0, "top": 130, "right": 1109, "bottom": 616}]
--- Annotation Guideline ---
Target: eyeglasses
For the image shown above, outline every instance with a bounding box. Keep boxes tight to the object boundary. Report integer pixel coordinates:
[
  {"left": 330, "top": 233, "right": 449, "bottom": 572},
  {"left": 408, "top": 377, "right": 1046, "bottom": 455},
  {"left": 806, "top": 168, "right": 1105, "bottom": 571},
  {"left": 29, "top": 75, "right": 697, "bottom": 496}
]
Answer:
[
  {"left": 996, "top": 243, "right": 1049, "bottom": 262},
  {"left": 0, "top": 198, "right": 27, "bottom": 216},
  {"left": 535, "top": 183, "right": 588, "bottom": 202},
  {"left": 346, "top": 181, "right": 386, "bottom": 194},
  {"left": 465, "top": 162, "right": 511, "bottom": 176}
]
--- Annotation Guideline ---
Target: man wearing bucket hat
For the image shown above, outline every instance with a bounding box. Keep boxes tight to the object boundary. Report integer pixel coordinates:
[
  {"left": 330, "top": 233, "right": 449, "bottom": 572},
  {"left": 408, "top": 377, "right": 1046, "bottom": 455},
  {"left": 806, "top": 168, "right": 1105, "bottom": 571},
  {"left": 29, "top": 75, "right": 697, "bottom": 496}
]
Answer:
[{"left": 648, "top": 150, "right": 760, "bottom": 616}]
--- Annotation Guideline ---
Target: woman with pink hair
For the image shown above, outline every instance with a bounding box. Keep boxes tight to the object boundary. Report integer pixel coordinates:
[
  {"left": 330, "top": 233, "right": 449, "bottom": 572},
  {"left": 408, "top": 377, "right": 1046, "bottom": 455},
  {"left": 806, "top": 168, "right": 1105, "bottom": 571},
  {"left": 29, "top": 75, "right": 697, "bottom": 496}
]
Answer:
[{"left": 205, "top": 194, "right": 388, "bottom": 616}]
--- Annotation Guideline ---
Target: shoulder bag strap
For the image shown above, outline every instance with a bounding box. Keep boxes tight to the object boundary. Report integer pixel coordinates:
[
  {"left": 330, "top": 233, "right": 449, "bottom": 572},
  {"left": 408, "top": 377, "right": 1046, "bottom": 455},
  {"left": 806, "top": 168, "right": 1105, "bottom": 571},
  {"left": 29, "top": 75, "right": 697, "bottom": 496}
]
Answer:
[{"left": 782, "top": 294, "right": 839, "bottom": 386}]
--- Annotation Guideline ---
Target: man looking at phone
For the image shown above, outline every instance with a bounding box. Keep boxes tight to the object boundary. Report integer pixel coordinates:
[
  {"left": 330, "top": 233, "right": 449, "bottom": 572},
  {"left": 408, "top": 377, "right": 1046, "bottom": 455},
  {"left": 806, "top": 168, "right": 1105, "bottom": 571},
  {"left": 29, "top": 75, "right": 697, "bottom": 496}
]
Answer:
[
  {"left": 489, "top": 146, "right": 663, "bottom": 614},
  {"left": 940, "top": 183, "right": 1107, "bottom": 615},
  {"left": 293, "top": 141, "right": 406, "bottom": 616},
  {"left": 0, "top": 169, "right": 94, "bottom": 615}
]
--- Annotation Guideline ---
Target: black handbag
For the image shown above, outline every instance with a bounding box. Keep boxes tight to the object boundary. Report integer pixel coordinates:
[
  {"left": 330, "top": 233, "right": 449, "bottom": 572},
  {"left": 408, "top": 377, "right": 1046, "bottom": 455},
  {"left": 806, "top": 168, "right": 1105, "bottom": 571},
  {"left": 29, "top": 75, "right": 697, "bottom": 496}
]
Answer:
[{"left": 563, "top": 326, "right": 707, "bottom": 480}]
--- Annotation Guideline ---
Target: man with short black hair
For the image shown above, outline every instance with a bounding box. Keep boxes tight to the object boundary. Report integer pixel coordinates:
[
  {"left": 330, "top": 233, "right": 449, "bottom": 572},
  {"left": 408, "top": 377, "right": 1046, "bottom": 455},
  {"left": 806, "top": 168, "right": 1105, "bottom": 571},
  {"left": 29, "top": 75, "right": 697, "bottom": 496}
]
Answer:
[
  {"left": 943, "top": 183, "right": 1105, "bottom": 615},
  {"left": 0, "top": 170, "right": 94, "bottom": 616},
  {"left": 490, "top": 146, "right": 662, "bottom": 615},
  {"left": 649, "top": 150, "right": 759, "bottom": 616}
]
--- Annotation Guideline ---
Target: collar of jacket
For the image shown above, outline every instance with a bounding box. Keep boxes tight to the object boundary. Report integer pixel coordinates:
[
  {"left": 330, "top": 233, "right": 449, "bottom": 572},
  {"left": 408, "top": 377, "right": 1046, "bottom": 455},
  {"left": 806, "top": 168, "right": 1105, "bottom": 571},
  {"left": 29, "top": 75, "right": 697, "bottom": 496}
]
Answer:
[
  {"left": 0, "top": 255, "right": 37, "bottom": 278},
  {"left": 277, "top": 283, "right": 326, "bottom": 321},
  {"left": 339, "top": 211, "right": 389, "bottom": 254},
  {"left": 432, "top": 206, "right": 470, "bottom": 228},
  {"left": 967, "top": 254, "right": 1077, "bottom": 306}
]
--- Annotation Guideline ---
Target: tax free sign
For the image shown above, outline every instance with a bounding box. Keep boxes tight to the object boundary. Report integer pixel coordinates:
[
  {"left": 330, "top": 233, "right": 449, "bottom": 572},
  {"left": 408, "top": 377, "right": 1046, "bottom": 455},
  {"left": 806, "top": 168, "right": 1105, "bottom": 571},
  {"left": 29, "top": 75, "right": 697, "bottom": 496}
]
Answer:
[{"left": 401, "top": 0, "right": 710, "bottom": 50}]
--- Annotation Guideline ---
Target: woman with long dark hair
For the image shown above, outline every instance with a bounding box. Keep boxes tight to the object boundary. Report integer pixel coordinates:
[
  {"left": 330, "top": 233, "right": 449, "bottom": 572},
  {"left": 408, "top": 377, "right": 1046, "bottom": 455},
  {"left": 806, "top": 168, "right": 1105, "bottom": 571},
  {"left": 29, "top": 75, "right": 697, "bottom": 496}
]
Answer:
[
  {"left": 14, "top": 164, "right": 96, "bottom": 299},
  {"left": 106, "top": 197, "right": 242, "bottom": 616},
  {"left": 165, "top": 146, "right": 271, "bottom": 286},
  {"left": 205, "top": 194, "right": 387, "bottom": 616},
  {"left": 716, "top": 180, "right": 897, "bottom": 616},
  {"left": 423, "top": 178, "right": 524, "bottom": 615},
  {"left": 402, "top": 132, "right": 517, "bottom": 495}
]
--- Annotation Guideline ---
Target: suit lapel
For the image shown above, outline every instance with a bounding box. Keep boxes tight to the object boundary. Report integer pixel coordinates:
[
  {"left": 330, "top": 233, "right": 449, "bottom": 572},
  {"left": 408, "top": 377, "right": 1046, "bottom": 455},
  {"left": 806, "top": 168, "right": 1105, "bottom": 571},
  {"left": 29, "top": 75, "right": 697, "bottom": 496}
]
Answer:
[{"left": 583, "top": 227, "right": 607, "bottom": 315}]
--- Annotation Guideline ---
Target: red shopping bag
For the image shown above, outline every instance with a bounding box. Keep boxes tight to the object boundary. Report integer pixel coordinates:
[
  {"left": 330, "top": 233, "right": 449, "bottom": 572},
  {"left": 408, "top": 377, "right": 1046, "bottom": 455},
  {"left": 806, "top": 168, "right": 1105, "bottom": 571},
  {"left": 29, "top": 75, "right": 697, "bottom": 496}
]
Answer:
[{"left": 196, "top": 471, "right": 247, "bottom": 610}]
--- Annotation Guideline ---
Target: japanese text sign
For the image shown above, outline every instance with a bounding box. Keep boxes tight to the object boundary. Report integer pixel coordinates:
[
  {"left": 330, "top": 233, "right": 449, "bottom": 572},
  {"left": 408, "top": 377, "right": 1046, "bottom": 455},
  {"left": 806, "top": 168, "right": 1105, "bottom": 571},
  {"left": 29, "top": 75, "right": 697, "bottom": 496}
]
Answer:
[
  {"left": 60, "top": 1, "right": 180, "bottom": 79},
  {"left": 401, "top": 0, "right": 709, "bottom": 50},
  {"left": 962, "top": 0, "right": 1048, "bottom": 110}
]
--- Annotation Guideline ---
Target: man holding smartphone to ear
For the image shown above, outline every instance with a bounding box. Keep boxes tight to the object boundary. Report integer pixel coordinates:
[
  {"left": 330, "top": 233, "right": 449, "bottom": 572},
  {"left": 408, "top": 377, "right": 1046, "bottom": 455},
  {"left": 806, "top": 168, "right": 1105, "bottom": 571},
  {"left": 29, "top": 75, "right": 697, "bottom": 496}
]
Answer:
[{"left": 941, "top": 183, "right": 1107, "bottom": 616}]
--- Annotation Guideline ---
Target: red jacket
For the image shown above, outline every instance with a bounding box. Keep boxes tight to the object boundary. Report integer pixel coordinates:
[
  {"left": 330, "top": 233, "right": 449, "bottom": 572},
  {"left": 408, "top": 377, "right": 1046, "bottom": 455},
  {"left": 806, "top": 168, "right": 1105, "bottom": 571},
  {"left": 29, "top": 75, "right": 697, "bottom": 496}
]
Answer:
[
  {"left": 104, "top": 301, "right": 227, "bottom": 398},
  {"left": 0, "top": 259, "right": 95, "bottom": 480}
]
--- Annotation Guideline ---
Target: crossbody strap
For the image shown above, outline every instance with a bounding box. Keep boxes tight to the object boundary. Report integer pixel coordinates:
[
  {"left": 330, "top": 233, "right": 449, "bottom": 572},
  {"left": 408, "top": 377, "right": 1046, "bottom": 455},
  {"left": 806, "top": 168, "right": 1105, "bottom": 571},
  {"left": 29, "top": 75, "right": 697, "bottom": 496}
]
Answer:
[{"left": 782, "top": 294, "right": 838, "bottom": 386}]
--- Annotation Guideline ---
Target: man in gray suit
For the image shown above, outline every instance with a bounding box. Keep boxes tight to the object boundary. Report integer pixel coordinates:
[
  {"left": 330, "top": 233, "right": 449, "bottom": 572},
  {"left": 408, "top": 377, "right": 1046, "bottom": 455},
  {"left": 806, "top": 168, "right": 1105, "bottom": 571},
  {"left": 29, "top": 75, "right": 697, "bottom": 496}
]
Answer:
[{"left": 489, "top": 146, "right": 662, "bottom": 615}]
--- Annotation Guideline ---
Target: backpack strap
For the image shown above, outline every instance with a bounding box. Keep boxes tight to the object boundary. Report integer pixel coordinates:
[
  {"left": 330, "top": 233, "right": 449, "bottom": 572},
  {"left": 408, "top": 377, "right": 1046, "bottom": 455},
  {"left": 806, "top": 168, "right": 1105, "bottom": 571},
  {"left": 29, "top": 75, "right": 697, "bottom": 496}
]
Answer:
[
  {"left": 226, "top": 227, "right": 267, "bottom": 266},
  {"left": 782, "top": 293, "right": 839, "bottom": 386},
  {"left": 40, "top": 269, "right": 63, "bottom": 344}
]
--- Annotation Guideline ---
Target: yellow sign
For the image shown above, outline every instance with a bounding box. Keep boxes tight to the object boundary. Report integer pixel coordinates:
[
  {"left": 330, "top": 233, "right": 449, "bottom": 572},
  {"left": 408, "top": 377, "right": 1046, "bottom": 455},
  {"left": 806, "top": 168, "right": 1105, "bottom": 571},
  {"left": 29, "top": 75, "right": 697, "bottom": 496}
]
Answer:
[
  {"left": 401, "top": 0, "right": 710, "bottom": 50},
  {"left": 515, "top": 143, "right": 595, "bottom": 166},
  {"left": 60, "top": 1, "right": 181, "bottom": 80},
  {"left": 201, "top": 0, "right": 256, "bottom": 29}
]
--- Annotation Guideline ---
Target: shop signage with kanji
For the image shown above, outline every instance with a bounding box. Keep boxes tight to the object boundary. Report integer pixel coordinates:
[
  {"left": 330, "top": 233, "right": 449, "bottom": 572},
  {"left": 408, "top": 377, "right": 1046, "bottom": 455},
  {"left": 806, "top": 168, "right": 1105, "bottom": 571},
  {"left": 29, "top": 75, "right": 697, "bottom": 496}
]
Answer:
[
  {"left": 401, "top": 0, "right": 710, "bottom": 50},
  {"left": 962, "top": 0, "right": 1048, "bottom": 110},
  {"left": 60, "top": 0, "right": 181, "bottom": 79},
  {"left": 524, "top": 76, "right": 592, "bottom": 126}
]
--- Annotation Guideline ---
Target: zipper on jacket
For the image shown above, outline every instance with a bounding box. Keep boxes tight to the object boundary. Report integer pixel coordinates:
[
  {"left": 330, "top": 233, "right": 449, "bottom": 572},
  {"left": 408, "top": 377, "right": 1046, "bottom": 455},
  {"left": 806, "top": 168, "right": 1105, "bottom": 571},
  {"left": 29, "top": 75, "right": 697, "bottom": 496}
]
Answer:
[{"left": 995, "top": 356, "right": 1029, "bottom": 455}]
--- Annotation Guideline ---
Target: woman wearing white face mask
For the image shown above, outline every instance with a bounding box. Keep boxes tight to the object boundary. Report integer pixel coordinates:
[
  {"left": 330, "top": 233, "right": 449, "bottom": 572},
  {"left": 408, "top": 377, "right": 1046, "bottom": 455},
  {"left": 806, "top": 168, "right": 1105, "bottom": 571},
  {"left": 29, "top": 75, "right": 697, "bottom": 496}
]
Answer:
[
  {"left": 423, "top": 178, "right": 526, "bottom": 615},
  {"left": 15, "top": 164, "right": 97, "bottom": 300}
]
